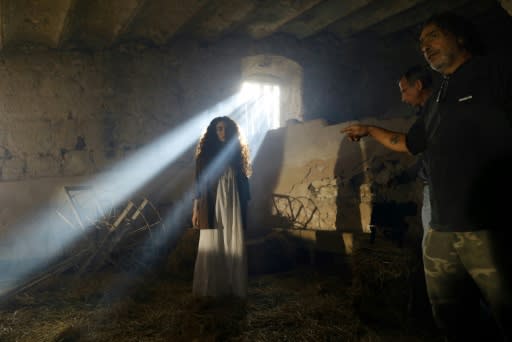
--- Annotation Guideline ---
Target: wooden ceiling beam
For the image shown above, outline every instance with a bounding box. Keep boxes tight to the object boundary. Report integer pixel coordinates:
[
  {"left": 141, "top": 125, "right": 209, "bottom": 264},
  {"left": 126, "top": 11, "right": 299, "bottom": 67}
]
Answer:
[
  {"left": 122, "top": 0, "right": 209, "bottom": 45},
  {"left": 2, "top": 0, "right": 76, "bottom": 49},
  {"left": 242, "top": 0, "right": 323, "bottom": 39},
  {"left": 280, "top": 0, "right": 375, "bottom": 39},
  {"left": 60, "top": 0, "right": 147, "bottom": 49},
  {"left": 184, "top": 0, "right": 256, "bottom": 42},
  {"left": 0, "top": 0, "right": 5, "bottom": 50},
  {"left": 328, "top": 0, "right": 427, "bottom": 40},
  {"left": 369, "top": 0, "right": 471, "bottom": 37}
]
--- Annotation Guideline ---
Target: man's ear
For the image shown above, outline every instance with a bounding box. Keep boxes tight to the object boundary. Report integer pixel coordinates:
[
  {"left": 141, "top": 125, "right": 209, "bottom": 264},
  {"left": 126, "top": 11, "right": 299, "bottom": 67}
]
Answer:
[{"left": 415, "top": 79, "right": 423, "bottom": 91}]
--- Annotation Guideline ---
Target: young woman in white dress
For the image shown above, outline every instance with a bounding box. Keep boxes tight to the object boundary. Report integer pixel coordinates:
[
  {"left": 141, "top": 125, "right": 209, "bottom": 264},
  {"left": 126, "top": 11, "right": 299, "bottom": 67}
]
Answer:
[{"left": 191, "top": 116, "right": 251, "bottom": 298}]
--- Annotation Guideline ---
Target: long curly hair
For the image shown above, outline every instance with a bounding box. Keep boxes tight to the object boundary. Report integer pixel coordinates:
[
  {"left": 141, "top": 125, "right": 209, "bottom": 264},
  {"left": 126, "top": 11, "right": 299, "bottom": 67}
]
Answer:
[{"left": 195, "top": 116, "right": 252, "bottom": 177}]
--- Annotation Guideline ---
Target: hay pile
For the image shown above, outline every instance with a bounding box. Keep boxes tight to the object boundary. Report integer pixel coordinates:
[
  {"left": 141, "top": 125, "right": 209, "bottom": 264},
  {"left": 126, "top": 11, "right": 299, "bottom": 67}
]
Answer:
[
  {"left": 165, "top": 228, "right": 199, "bottom": 278},
  {"left": 0, "top": 230, "right": 443, "bottom": 342},
  {"left": 350, "top": 232, "right": 428, "bottom": 329},
  {"left": 0, "top": 269, "right": 361, "bottom": 341},
  {"left": 166, "top": 229, "right": 300, "bottom": 277}
]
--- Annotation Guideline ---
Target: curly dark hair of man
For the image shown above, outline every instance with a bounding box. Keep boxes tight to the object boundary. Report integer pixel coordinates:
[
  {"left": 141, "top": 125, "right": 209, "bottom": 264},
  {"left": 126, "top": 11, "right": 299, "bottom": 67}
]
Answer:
[
  {"left": 195, "top": 116, "right": 252, "bottom": 177},
  {"left": 421, "top": 12, "right": 485, "bottom": 56}
]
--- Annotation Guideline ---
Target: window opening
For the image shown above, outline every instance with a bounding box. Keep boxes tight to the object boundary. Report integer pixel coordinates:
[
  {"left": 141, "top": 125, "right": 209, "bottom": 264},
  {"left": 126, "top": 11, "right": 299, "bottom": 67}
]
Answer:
[{"left": 237, "top": 81, "right": 280, "bottom": 141}]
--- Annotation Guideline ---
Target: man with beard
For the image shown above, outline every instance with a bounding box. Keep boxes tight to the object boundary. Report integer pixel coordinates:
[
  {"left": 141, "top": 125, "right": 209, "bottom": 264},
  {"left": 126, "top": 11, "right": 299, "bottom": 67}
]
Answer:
[{"left": 341, "top": 12, "right": 511, "bottom": 341}]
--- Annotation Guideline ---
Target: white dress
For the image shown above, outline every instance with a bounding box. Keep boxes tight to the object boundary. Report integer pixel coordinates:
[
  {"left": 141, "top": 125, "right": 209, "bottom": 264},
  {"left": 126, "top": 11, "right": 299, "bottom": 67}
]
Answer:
[{"left": 192, "top": 167, "right": 248, "bottom": 298}]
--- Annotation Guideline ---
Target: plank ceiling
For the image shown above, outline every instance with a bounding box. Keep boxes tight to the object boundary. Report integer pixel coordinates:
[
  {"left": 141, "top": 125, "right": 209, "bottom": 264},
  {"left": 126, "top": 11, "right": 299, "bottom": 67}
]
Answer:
[{"left": 0, "top": 0, "right": 506, "bottom": 50}]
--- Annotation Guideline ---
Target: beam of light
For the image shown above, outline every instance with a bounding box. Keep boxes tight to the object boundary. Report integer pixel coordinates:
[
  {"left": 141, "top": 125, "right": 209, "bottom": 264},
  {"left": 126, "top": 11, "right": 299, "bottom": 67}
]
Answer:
[
  {"left": 0, "top": 92, "right": 253, "bottom": 297},
  {"left": 132, "top": 83, "right": 280, "bottom": 262},
  {"left": 87, "top": 81, "right": 283, "bottom": 300},
  {"left": 93, "top": 92, "right": 252, "bottom": 204},
  {"left": 235, "top": 81, "right": 280, "bottom": 160},
  {"left": 89, "top": 135, "right": 250, "bottom": 303},
  {"left": 0, "top": 79, "right": 282, "bottom": 299},
  {"left": 105, "top": 80, "right": 281, "bottom": 272}
]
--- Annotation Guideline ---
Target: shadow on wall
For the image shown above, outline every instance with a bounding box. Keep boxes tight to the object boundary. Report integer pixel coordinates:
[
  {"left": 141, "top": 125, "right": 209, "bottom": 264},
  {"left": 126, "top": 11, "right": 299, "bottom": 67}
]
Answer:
[
  {"left": 270, "top": 194, "right": 319, "bottom": 229},
  {"left": 247, "top": 128, "right": 285, "bottom": 239},
  {"left": 334, "top": 134, "right": 365, "bottom": 232},
  {"left": 334, "top": 129, "right": 425, "bottom": 248}
]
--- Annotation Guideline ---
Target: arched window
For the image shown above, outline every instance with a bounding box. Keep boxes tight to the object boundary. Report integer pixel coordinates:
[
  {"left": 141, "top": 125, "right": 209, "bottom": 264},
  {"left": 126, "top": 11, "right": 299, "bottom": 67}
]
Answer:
[
  {"left": 240, "top": 55, "right": 303, "bottom": 125},
  {"left": 239, "top": 81, "right": 280, "bottom": 139},
  {"left": 236, "top": 55, "right": 303, "bottom": 154}
]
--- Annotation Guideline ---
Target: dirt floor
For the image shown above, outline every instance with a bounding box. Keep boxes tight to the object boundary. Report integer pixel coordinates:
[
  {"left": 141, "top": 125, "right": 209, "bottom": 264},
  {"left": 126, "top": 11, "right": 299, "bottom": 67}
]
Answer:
[
  {"left": 0, "top": 228, "right": 447, "bottom": 342},
  {"left": 0, "top": 264, "right": 443, "bottom": 341}
]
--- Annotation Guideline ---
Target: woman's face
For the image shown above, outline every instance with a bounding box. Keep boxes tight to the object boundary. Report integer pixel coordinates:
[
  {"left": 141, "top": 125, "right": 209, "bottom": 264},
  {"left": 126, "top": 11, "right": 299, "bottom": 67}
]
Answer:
[{"left": 215, "top": 121, "right": 226, "bottom": 142}]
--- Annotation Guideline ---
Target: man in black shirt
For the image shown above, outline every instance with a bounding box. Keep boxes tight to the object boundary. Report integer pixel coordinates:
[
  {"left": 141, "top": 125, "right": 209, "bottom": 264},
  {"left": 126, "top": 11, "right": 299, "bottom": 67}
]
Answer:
[{"left": 341, "top": 12, "right": 511, "bottom": 341}]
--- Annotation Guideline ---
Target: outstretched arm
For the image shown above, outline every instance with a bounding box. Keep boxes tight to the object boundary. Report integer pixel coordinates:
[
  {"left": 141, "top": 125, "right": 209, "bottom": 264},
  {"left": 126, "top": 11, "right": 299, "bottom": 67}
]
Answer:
[{"left": 340, "top": 124, "right": 409, "bottom": 153}]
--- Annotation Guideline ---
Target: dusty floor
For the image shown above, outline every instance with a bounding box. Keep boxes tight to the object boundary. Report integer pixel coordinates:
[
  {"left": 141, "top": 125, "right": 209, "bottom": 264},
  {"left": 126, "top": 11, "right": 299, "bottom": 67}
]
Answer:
[{"left": 0, "top": 261, "right": 443, "bottom": 342}]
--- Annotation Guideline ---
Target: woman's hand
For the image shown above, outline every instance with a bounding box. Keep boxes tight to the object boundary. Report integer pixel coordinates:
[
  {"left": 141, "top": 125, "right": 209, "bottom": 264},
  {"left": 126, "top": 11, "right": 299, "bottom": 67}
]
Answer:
[{"left": 340, "top": 124, "right": 370, "bottom": 141}]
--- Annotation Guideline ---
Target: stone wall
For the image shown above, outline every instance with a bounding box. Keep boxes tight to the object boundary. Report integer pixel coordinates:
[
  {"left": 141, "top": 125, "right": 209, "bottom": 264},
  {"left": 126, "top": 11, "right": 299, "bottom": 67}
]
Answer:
[
  {"left": 0, "top": 33, "right": 423, "bottom": 238},
  {"left": 248, "top": 118, "right": 422, "bottom": 236}
]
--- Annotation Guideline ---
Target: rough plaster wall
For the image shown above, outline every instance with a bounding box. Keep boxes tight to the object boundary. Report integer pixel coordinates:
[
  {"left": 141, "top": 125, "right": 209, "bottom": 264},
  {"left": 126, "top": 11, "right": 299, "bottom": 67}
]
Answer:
[
  {"left": 0, "top": 46, "right": 238, "bottom": 180},
  {"left": 0, "top": 32, "right": 425, "bottom": 245},
  {"left": 0, "top": 33, "right": 422, "bottom": 184},
  {"left": 0, "top": 52, "right": 105, "bottom": 180},
  {"left": 249, "top": 118, "right": 421, "bottom": 235}
]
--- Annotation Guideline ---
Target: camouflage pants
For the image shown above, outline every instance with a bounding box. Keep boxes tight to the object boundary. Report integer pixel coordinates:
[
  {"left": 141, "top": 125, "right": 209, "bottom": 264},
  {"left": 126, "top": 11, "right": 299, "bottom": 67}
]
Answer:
[{"left": 423, "top": 229, "right": 512, "bottom": 341}]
